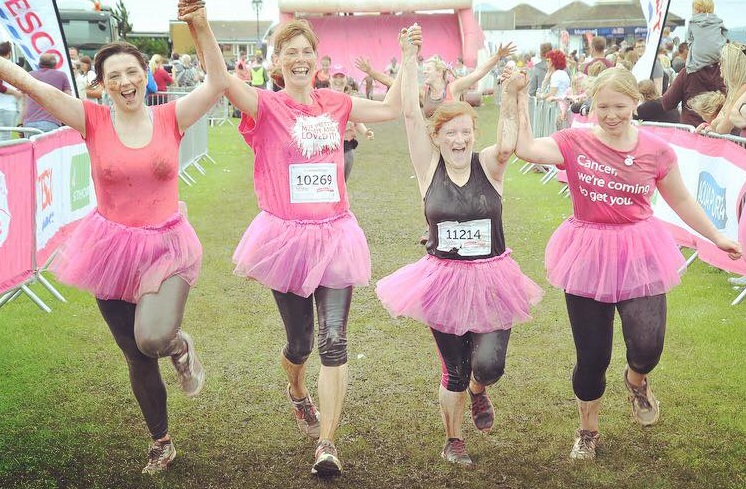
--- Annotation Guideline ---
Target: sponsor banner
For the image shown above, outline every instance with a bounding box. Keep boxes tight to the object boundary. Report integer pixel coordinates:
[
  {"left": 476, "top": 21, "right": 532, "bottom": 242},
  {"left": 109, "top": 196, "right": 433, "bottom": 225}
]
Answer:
[
  {"left": 0, "top": 0, "right": 75, "bottom": 92},
  {"left": 0, "top": 140, "right": 35, "bottom": 293},
  {"left": 33, "top": 127, "right": 95, "bottom": 265},
  {"left": 631, "top": 0, "right": 671, "bottom": 82},
  {"left": 644, "top": 126, "right": 746, "bottom": 274}
]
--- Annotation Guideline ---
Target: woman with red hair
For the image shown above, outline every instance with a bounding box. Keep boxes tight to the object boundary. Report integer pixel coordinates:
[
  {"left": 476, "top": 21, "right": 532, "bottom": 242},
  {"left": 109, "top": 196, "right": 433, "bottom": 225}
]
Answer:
[{"left": 538, "top": 49, "right": 571, "bottom": 102}]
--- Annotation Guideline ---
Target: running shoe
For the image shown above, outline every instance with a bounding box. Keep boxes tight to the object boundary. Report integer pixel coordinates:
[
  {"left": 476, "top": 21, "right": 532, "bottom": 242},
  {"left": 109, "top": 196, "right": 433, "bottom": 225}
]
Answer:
[
  {"left": 623, "top": 367, "right": 660, "bottom": 426},
  {"left": 570, "top": 429, "right": 600, "bottom": 460},
  {"left": 142, "top": 438, "right": 176, "bottom": 474},
  {"left": 311, "top": 439, "right": 342, "bottom": 476},
  {"left": 441, "top": 438, "right": 473, "bottom": 465},
  {"left": 469, "top": 388, "right": 494, "bottom": 433},
  {"left": 728, "top": 275, "right": 746, "bottom": 286},
  {"left": 286, "top": 384, "right": 321, "bottom": 438},
  {"left": 171, "top": 331, "right": 205, "bottom": 397}
]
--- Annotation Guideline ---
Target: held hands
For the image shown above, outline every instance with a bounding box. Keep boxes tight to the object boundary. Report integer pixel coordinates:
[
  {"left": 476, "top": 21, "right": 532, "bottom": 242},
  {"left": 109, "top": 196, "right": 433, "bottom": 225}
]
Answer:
[
  {"left": 400, "top": 23, "right": 421, "bottom": 56},
  {"left": 503, "top": 70, "right": 529, "bottom": 96},
  {"left": 714, "top": 234, "right": 743, "bottom": 260},
  {"left": 178, "top": 0, "right": 206, "bottom": 23}
]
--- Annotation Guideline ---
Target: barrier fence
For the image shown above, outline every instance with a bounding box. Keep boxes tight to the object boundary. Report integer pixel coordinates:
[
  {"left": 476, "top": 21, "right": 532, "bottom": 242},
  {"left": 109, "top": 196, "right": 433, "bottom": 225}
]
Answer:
[
  {"left": 0, "top": 96, "right": 217, "bottom": 312},
  {"left": 524, "top": 97, "right": 746, "bottom": 305}
]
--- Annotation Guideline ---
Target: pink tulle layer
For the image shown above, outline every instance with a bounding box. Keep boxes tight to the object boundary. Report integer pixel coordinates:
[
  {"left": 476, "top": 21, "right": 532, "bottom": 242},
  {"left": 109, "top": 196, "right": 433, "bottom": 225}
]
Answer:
[
  {"left": 376, "top": 250, "right": 543, "bottom": 335},
  {"left": 545, "top": 217, "right": 686, "bottom": 303},
  {"left": 50, "top": 210, "right": 202, "bottom": 303},
  {"left": 232, "top": 210, "right": 371, "bottom": 297}
]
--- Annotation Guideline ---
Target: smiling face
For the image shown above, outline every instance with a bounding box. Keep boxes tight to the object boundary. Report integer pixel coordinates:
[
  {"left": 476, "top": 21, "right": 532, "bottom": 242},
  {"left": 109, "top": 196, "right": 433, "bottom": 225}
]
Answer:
[
  {"left": 433, "top": 114, "right": 475, "bottom": 168},
  {"left": 102, "top": 53, "right": 147, "bottom": 111},
  {"left": 279, "top": 34, "right": 317, "bottom": 90},
  {"left": 330, "top": 73, "right": 347, "bottom": 92},
  {"left": 593, "top": 85, "right": 637, "bottom": 136}
]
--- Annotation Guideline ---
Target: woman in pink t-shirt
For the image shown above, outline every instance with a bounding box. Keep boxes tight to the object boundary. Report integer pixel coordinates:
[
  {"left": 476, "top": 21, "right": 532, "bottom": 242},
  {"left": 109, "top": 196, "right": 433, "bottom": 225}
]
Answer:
[
  {"left": 225, "top": 19, "right": 411, "bottom": 476},
  {"left": 500, "top": 67, "right": 741, "bottom": 460},
  {"left": 0, "top": 2, "right": 229, "bottom": 475}
]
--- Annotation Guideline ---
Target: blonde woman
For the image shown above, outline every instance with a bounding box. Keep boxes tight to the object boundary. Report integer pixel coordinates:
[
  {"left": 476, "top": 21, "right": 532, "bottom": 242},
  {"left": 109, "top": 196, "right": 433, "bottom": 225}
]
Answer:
[
  {"left": 501, "top": 67, "right": 741, "bottom": 460},
  {"left": 706, "top": 42, "right": 746, "bottom": 134}
]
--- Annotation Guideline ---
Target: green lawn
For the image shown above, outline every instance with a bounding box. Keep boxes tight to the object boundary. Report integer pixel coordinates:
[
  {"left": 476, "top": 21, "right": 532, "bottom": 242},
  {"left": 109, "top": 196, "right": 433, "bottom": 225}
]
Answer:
[{"left": 0, "top": 101, "right": 744, "bottom": 489}]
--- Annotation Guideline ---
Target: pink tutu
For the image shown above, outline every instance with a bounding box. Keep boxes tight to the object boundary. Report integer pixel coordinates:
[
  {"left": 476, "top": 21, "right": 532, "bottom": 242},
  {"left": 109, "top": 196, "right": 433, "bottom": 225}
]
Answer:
[
  {"left": 376, "top": 250, "right": 543, "bottom": 335},
  {"left": 233, "top": 210, "right": 371, "bottom": 297},
  {"left": 50, "top": 210, "right": 202, "bottom": 303},
  {"left": 545, "top": 217, "right": 685, "bottom": 303}
]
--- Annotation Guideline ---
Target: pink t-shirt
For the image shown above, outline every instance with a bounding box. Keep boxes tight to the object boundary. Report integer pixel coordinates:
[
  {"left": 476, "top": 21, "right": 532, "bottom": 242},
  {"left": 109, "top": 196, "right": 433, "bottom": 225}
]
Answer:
[
  {"left": 551, "top": 128, "right": 676, "bottom": 224},
  {"left": 239, "top": 88, "right": 352, "bottom": 220},
  {"left": 83, "top": 100, "right": 183, "bottom": 227}
]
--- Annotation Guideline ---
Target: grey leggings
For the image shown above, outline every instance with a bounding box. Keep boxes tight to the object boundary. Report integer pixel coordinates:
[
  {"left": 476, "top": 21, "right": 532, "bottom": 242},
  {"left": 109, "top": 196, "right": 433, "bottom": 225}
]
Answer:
[
  {"left": 565, "top": 292, "right": 667, "bottom": 401},
  {"left": 431, "top": 328, "right": 511, "bottom": 392},
  {"left": 272, "top": 286, "right": 352, "bottom": 367},
  {"left": 96, "top": 276, "right": 191, "bottom": 440}
]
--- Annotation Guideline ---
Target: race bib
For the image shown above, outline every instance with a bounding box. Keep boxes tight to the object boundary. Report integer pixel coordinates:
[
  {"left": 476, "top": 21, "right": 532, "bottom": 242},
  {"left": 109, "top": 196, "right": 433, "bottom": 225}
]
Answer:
[
  {"left": 436, "top": 219, "right": 492, "bottom": 257},
  {"left": 289, "top": 163, "right": 340, "bottom": 203}
]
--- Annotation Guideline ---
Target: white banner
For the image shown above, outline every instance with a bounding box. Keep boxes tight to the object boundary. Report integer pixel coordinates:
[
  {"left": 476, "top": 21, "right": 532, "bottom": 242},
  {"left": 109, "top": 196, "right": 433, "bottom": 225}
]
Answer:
[
  {"left": 0, "top": 0, "right": 75, "bottom": 92},
  {"left": 631, "top": 0, "right": 671, "bottom": 82}
]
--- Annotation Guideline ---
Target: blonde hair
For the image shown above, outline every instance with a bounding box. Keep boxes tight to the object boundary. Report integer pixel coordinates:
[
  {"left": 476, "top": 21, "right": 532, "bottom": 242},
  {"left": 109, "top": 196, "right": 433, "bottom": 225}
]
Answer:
[
  {"left": 427, "top": 101, "right": 478, "bottom": 137},
  {"left": 425, "top": 55, "right": 448, "bottom": 81},
  {"left": 587, "top": 59, "right": 608, "bottom": 77},
  {"left": 687, "top": 90, "right": 725, "bottom": 122},
  {"left": 273, "top": 19, "right": 319, "bottom": 56},
  {"left": 180, "top": 54, "right": 192, "bottom": 66},
  {"left": 692, "top": 0, "right": 714, "bottom": 14},
  {"left": 589, "top": 67, "right": 642, "bottom": 110},
  {"left": 720, "top": 42, "right": 746, "bottom": 108},
  {"left": 638, "top": 79, "right": 659, "bottom": 102},
  {"left": 148, "top": 54, "right": 163, "bottom": 73}
]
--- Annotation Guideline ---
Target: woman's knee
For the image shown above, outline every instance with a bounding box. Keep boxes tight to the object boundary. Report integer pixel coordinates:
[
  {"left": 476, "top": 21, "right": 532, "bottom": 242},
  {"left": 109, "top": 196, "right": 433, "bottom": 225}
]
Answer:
[
  {"left": 318, "top": 328, "right": 347, "bottom": 367},
  {"left": 471, "top": 356, "right": 505, "bottom": 387},
  {"left": 626, "top": 349, "right": 662, "bottom": 375},
  {"left": 284, "top": 340, "right": 314, "bottom": 365},
  {"left": 136, "top": 327, "right": 181, "bottom": 358}
]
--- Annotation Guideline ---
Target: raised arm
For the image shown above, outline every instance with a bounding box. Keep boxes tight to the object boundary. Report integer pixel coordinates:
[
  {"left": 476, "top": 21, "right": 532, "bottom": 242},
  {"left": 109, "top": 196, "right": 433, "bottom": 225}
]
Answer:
[
  {"left": 354, "top": 56, "right": 394, "bottom": 89},
  {"left": 508, "top": 72, "right": 564, "bottom": 165},
  {"left": 449, "top": 43, "right": 516, "bottom": 101},
  {"left": 480, "top": 68, "right": 520, "bottom": 190},
  {"left": 348, "top": 28, "right": 411, "bottom": 124},
  {"left": 396, "top": 24, "right": 432, "bottom": 194},
  {"left": 657, "top": 165, "right": 742, "bottom": 259},
  {"left": 0, "top": 56, "right": 84, "bottom": 134},
  {"left": 175, "top": 1, "right": 230, "bottom": 132}
]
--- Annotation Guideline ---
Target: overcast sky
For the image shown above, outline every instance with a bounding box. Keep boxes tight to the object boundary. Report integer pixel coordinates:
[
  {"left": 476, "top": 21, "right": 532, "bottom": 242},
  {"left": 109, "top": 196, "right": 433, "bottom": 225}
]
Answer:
[{"left": 101, "top": 0, "right": 746, "bottom": 33}]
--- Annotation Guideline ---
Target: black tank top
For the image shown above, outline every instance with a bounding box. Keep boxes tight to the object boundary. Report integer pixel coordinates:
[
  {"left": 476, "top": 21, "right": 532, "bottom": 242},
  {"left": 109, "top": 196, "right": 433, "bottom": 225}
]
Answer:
[{"left": 424, "top": 153, "right": 506, "bottom": 260}]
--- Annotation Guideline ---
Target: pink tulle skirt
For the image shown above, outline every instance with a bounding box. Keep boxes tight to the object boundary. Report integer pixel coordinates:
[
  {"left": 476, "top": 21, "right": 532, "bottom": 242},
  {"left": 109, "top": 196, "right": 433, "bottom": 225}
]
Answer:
[
  {"left": 233, "top": 210, "right": 371, "bottom": 297},
  {"left": 376, "top": 250, "right": 543, "bottom": 335},
  {"left": 50, "top": 210, "right": 202, "bottom": 303},
  {"left": 545, "top": 217, "right": 686, "bottom": 303}
]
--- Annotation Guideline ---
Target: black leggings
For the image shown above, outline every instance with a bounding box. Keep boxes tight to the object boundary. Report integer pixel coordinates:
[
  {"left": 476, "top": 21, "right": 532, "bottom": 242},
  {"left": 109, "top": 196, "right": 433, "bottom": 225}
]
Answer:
[
  {"left": 565, "top": 292, "right": 667, "bottom": 401},
  {"left": 272, "top": 286, "right": 352, "bottom": 367},
  {"left": 431, "top": 328, "right": 511, "bottom": 392},
  {"left": 96, "top": 276, "right": 191, "bottom": 440}
]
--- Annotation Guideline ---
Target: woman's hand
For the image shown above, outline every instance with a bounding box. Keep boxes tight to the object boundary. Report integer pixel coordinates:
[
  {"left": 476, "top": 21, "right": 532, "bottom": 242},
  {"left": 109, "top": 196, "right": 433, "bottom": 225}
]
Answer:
[
  {"left": 400, "top": 23, "right": 421, "bottom": 56},
  {"left": 504, "top": 70, "right": 529, "bottom": 96},
  {"left": 714, "top": 234, "right": 743, "bottom": 260},
  {"left": 354, "top": 57, "right": 372, "bottom": 74},
  {"left": 178, "top": 0, "right": 206, "bottom": 22},
  {"left": 495, "top": 42, "right": 516, "bottom": 61}
]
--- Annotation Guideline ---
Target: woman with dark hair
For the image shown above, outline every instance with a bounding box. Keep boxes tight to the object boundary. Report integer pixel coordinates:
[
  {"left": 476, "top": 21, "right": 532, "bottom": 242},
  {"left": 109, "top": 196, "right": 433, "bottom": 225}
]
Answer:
[
  {"left": 0, "top": 0, "right": 228, "bottom": 474},
  {"left": 225, "top": 18, "right": 410, "bottom": 476}
]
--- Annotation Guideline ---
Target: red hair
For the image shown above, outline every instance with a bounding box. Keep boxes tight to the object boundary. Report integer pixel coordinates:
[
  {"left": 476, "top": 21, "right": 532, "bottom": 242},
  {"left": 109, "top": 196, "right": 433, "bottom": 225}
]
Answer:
[{"left": 546, "top": 50, "right": 567, "bottom": 70}]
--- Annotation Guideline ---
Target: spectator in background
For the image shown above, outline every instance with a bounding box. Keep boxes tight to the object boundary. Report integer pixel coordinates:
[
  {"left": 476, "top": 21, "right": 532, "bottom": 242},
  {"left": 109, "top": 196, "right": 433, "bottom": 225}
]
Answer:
[
  {"left": 235, "top": 52, "right": 251, "bottom": 82},
  {"left": 635, "top": 79, "right": 680, "bottom": 123},
  {"left": 452, "top": 57, "right": 468, "bottom": 78},
  {"left": 313, "top": 55, "right": 331, "bottom": 88},
  {"left": 686, "top": 0, "right": 727, "bottom": 74},
  {"left": 149, "top": 54, "right": 173, "bottom": 104},
  {"left": 250, "top": 55, "right": 269, "bottom": 89},
  {"left": 528, "top": 42, "right": 552, "bottom": 97},
  {"left": 75, "top": 55, "right": 102, "bottom": 102},
  {"left": 661, "top": 59, "right": 725, "bottom": 126},
  {"left": 68, "top": 46, "right": 80, "bottom": 71},
  {"left": 688, "top": 90, "right": 725, "bottom": 124},
  {"left": 728, "top": 87, "right": 746, "bottom": 133},
  {"left": 385, "top": 56, "right": 399, "bottom": 77},
  {"left": 175, "top": 54, "right": 201, "bottom": 88},
  {"left": 703, "top": 42, "right": 746, "bottom": 135},
  {"left": 22, "top": 53, "right": 71, "bottom": 132},
  {"left": 582, "top": 36, "right": 614, "bottom": 75},
  {"left": 671, "top": 42, "right": 688, "bottom": 73},
  {"left": 0, "top": 42, "right": 21, "bottom": 140},
  {"left": 169, "top": 52, "right": 183, "bottom": 81},
  {"left": 633, "top": 38, "right": 666, "bottom": 95}
]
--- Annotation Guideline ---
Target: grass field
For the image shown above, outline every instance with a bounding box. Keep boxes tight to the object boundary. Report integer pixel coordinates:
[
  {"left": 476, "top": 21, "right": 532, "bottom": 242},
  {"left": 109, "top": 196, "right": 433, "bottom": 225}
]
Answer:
[{"left": 1, "top": 101, "right": 744, "bottom": 489}]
